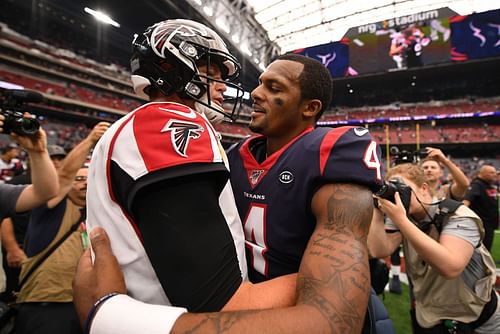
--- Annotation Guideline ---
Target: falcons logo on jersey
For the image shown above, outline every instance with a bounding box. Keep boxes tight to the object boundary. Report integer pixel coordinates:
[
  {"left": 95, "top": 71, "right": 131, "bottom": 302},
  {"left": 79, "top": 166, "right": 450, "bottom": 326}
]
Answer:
[{"left": 161, "top": 119, "right": 204, "bottom": 157}]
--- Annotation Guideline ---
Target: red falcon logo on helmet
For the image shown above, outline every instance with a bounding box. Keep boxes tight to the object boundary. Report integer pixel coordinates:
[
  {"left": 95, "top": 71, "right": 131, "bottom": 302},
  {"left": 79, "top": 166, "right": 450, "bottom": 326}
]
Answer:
[{"left": 161, "top": 119, "right": 204, "bottom": 157}]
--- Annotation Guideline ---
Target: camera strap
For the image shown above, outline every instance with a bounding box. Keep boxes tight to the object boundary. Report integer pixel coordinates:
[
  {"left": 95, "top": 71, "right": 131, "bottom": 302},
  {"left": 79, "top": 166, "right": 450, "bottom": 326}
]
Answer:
[
  {"left": 17, "top": 219, "right": 81, "bottom": 290},
  {"left": 433, "top": 199, "right": 462, "bottom": 233}
]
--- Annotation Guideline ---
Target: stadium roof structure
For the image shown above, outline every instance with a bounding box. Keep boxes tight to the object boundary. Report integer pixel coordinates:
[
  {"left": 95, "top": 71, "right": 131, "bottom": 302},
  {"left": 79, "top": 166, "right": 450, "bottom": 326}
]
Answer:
[
  {"left": 1, "top": 0, "right": 499, "bottom": 91},
  {"left": 246, "top": 0, "right": 499, "bottom": 53}
]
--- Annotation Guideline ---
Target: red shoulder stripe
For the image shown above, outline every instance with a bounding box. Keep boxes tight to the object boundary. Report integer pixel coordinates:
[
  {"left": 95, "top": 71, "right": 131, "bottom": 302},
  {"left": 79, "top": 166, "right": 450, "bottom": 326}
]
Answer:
[{"left": 319, "top": 127, "right": 352, "bottom": 176}]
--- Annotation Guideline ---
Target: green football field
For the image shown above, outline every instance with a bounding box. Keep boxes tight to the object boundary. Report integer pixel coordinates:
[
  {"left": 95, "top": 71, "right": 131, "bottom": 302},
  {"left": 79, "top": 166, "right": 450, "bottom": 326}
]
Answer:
[{"left": 381, "top": 231, "right": 500, "bottom": 333}]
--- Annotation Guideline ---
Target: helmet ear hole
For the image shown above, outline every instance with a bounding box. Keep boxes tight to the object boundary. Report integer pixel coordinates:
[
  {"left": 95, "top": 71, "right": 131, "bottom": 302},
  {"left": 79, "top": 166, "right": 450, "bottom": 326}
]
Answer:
[{"left": 179, "top": 42, "right": 199, "bottom": 59}]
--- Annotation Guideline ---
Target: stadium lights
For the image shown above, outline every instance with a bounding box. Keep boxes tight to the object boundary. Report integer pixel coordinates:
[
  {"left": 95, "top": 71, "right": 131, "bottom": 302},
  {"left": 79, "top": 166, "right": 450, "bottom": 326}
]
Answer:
[
  {"left": 84, "top": 7, "right": 120, "bottom": 28},
  {"left": 216, "top": 18, "right": 230, "bottom": 34},
  {"left": 240, "top": 44, "right": 252, "bottom": 57},
  {"left": 231, "top": 34, "right": 240, "bottom": 44},
  {"left": 203, "top": 6, "right": 213, "bottom": 17}
]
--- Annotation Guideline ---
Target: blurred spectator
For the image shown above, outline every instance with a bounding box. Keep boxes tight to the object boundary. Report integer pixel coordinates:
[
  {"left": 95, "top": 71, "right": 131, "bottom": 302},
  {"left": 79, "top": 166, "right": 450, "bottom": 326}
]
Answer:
[
  {"left": 421, "top": 147, "right": 470, "bottom": 200},
  {"left": 0, "top": 164, "right": 32, "bottom": 305},
  {"left": 0, "top": 144, "right": 23, "bottom": 182},
  {"left": 47, "top": 145, "right": 67, "bottom": 170},
  {"left": 463, "top": 165, "right": 499, "bottom": 251}
]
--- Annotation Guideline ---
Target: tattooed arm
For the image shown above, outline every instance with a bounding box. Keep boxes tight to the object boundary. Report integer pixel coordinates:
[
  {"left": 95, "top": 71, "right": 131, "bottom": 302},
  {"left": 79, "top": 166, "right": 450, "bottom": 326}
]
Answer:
[
  {"left": 174, "top": 183, "right": 372, "bottom": 333},
  {"left": 74, "top": 183, "right": 373, "bottom": 333}
]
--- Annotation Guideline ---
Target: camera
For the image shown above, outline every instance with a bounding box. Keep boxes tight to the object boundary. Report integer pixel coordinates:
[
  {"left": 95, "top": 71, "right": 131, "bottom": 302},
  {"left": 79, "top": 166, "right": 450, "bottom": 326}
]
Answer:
[
  {"left": 2, "top": 110, "right": 40, "bottom": 136},
  {"left": 390, "top": 146, "right": 428, "bottom": 165},
  {"left": 0, "top": 89, "right": 42, "bottom": 136},
  {"left": 374, "top": 178, "right": 412, "bottom": 212}
]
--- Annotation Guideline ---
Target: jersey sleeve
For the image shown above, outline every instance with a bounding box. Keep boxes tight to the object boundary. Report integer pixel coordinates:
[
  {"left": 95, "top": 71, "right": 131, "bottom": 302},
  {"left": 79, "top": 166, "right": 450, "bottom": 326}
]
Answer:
[
  {"left": 318, "top": 127, "right": 384, "bottom": 192},
  {"left": 131, "top": 174, "right": 242, "bottom": 312},
  {"left": 109, "top": 103, "right": 229, "bottom": 216},
  {"left": 113, "top": 103, "right": 226, "bottom": 178}
]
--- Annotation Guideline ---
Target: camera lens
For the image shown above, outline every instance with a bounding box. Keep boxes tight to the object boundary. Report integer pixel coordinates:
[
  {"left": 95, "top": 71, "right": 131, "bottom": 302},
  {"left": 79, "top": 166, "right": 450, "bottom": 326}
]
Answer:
[
  {"left": 19, "top": 118, "right": 40, "bottom": 135},
  {"left": 389, "top": 146, "right": 400, "bottom": 155},
  {"left": 374, "top": 181, "right": 398, "bottom": 203}
]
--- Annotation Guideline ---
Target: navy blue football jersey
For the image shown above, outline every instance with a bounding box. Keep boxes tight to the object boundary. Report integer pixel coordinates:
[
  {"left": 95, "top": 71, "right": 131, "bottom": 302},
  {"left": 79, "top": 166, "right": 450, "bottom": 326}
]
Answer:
[{"left": 227, "top": 126, "right": 383, "bottom": 282}]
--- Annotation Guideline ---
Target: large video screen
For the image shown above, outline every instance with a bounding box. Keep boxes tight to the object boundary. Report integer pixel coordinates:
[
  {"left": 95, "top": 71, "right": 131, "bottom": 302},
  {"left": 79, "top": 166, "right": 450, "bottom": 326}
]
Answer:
[
  {"left": 450, "top": 10, "right": 500, "bottom": 61},
  {"left": 291, "top": 7, "right": 500, "bottom": 77},
  {"left": 348, "top": 17, "right": 451, "bottom": 74},
  {"left": 292, "top": 39, "right": 349, "bottom": 78}
]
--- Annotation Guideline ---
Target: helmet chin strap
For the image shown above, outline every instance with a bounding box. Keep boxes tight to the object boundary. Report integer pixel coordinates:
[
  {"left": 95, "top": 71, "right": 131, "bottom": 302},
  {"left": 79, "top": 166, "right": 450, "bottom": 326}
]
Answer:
[{"left": 194, "top": 94, "right": 225, "bottom": 125}]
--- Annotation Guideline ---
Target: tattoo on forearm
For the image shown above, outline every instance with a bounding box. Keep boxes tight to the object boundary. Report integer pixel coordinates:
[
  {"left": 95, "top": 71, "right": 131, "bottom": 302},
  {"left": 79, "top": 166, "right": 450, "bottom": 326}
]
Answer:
[
  {"left": 299, "top": 184, "right": 373, "bottom": 331},
  {"left": 174, "top": 184, "right": 374, "bottom": 334},
  {"left": 176, "top": 309, "right": 260, "bottom": 334}
]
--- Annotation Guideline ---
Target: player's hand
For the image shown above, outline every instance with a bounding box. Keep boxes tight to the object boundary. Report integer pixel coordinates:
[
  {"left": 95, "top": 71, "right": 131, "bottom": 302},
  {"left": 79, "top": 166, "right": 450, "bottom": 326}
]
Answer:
[
  {"left": 88, "top": 122, "right": 110, "bottom": 144},
  {"left": 73, "top": 226, "right": 126, "bottom": 326}
]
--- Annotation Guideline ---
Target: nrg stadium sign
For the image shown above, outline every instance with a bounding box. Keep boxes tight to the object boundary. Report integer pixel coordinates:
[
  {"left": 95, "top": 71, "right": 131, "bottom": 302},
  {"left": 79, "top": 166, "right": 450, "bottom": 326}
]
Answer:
[{"left": 345, "top": 7, "right": 458, "bottom": 37}]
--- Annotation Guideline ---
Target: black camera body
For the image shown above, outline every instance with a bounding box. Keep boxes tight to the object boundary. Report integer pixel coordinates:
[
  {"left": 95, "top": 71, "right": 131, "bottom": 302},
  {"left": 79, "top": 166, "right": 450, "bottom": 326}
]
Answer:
[
  {"left": 2, "top": 109, "right": 40, "bottom": 136},
  {"left": 390, "top": 146, "right": 428, "bottom": 165},
  {"left": 0, "top": 89, "right": 41, "bottom": 136},
  {"left": 374, "top": 178, "right": 413, "bottom": 212}
]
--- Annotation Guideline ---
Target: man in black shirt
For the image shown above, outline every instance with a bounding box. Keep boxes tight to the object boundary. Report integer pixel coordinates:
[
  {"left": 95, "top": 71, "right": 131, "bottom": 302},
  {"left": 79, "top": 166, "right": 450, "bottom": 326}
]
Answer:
[{"left": 464, "top": 165, "right": 499, "bottom": 250}]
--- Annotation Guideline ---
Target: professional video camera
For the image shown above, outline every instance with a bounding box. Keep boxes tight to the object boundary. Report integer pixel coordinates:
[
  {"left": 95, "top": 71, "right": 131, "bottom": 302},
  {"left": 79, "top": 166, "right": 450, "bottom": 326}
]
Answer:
[
  {"left": 0, "top": 89, "right": 42, "bottom": 136},
  {"left": 373, "top": 178, "right": 412, "bottom": 212},
  {"left": 390, "top": 146, "right": 428, "bottom": 165}
]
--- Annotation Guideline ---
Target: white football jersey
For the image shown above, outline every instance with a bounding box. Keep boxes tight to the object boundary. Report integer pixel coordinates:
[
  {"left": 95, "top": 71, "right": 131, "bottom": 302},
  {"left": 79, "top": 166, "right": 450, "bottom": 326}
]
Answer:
[{"left": 86, "top": 101, "right": 247, "bottom": 306}]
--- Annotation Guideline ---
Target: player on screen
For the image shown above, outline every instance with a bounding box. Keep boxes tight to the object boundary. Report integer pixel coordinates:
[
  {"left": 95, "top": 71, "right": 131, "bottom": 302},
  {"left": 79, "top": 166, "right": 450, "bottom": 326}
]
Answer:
[{"left": 389, "top": 24, "right": 430, "bottom": 68}]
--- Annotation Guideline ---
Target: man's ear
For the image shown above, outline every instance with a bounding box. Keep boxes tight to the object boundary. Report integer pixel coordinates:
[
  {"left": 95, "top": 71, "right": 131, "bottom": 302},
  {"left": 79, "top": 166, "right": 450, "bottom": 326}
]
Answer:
[
  {"left": 302, "top": 99, "right": 322, "bottom": 119},
  {"left": 421, "top": 182, "right": 431, "bottom": 194}
]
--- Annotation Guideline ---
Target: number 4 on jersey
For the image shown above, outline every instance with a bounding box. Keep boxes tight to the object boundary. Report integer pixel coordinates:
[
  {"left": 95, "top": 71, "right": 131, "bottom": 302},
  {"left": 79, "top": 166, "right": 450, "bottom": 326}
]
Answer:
[
  {"left": 363, "top": 140, "right": 382, "bottom": 181},
  {"left": 243, "top": 203, "right": 268, "bottom": 276}
]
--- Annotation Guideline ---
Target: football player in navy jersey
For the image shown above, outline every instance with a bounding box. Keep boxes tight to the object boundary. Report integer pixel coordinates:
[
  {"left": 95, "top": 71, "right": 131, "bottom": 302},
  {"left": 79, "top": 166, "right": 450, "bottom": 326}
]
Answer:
[
  {"left": 228, "top": 54, "right": 383, "bottom": 283},
  {"left": 75, "top": 43, "right": 388, "bottom": 333},
  {"left": 226, "top": 54, "right": 392, "bottom": 333}
]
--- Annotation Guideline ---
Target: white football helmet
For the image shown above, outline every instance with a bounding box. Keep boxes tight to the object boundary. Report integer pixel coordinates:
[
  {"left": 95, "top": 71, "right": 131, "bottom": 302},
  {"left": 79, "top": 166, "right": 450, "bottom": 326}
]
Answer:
[{"left": 130, "top": 19, "right": 243, "bottom": 122}]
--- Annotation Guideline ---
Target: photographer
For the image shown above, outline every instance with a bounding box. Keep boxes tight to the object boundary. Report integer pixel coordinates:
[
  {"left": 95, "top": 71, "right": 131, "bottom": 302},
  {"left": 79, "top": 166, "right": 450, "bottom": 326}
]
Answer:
[
  {"left": 0, "top": 113, "right": 59, "bottom": 290},
  {"left": 0, "top": 117, "right": 58, "bottom": 215},
  {"left": 421, "top": 147, "right": 469, "bottom": 200},
  {"left": 369, "top": 163, "right": 499, "bottom": 333},
  {"left": 15, "top": 122, "right": 109, "bottom": 334}
]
